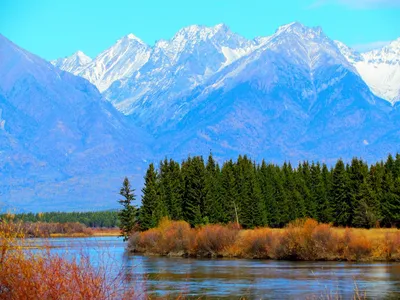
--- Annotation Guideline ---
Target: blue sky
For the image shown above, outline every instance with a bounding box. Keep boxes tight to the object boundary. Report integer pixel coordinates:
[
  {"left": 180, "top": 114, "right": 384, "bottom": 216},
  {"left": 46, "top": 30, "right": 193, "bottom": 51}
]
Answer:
[{"left": 1, "top": 0, "right": 399, "bottom": 60}]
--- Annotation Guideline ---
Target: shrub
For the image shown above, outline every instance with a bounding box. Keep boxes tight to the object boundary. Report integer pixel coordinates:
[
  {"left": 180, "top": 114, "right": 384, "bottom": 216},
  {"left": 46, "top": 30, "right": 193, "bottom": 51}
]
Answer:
[
  {"left": 0, "top": 219, "right": 136, "bottom": 299},
  {"left": 380, "top": 232, "right": 400, "bottom": 261},
  {"left": 130, "top": 219, "right": 193, "bottom": 255},
  {"left": 127, "top": 218, "right": 400, "bottom": 262},
  {"left": 311, "top": 223, "right": 339, "bottom": 260},
  {"left": 194, "top": 224, "right": 239, "bottom": 257},
  {"left": 137, "top": 228, "right": 162, "bottom": 253},
  {"left": 233, "top": 228, "right": 276, "bottom": 258},
  {"left": 342, "top": 229, "right": 372, "bottom": 261}
]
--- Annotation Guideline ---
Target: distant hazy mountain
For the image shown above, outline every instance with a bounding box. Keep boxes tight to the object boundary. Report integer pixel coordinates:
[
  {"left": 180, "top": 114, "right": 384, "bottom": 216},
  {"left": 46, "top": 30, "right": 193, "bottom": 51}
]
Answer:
[{"left": 0, "top": 34, "right": 152, "bottom": 212}]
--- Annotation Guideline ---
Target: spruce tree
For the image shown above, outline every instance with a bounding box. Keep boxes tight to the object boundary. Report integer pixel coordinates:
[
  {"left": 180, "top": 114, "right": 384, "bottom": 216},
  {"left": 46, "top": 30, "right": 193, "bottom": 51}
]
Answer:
[
  {"left": 274, "top": 166, "right": 290, "bottom": 227},
  {"left": 139, "top": 163, "right": 166, "bottom": 230},
  {"left": 259, "top": 161, "right": 276, "bottom": 226},
  {"left": 167, "top": 159, "right": 184, "bottom": 220},
  {"left": 204, "top": 153, "right": 223, "bottom": 223},
  {"left": 118, "top": 177, "right": 138, "bottom": 241},
  {"left": 220, "top": 160, "right": 240, "bottom": 224},
  {"left": 315, "top": 164, "right": 333, "bottom": 223},
  {"left": 301, "top": 161, "right": 316, "bottom": 218},
  {"left": 332, "top": 159, "right": 352, "bottom": 226},
  {"left": 381, "top": 171, "right": 400, "bottom": 228},
  {"left": 283, "top": 162, "right": 306, "bottom": 221},
  {"left": 158, "top": 159, "right": 182, "bottom": 220},
  {"left": 353, "top": 179, "right": 380, "bottom": 228},
  {"left": 182, "top": 156, "right": 206, "bottom": 227}
]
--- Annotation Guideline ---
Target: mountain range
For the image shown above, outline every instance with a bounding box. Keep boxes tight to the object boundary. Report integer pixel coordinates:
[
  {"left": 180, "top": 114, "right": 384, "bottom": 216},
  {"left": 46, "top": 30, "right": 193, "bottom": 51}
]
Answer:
[{"left": 1, "top": 22, "right": 399, "bottom": 212}]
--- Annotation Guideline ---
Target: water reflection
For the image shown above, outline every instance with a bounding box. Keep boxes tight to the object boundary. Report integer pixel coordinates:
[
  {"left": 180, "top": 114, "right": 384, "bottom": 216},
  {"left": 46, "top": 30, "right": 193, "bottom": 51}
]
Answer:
[{"left": 31, "top": 237, "right": 400, "bottom": 299}]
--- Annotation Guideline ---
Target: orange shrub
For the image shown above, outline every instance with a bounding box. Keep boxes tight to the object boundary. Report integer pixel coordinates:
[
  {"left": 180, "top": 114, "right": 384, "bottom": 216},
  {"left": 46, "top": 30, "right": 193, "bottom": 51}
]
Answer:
[
  {"left": 311, "top": 223, "right": 339, "bottom": 260},
  {"left": 157, "top": 219, "right": 193, "bottom": 255},
  {"left": 194, "top": 224, "right": 239, "bottom": 257},
  {"left": 371, "top": 231, "right": 400, "bottom": 261},
  {"left": 136, "top": 228, "right": 162, "bottom": 253},
  {"left": 275, "top": 219, "right": 316, "bottom": 260},
  {"left": 341, "top": 229, "right": 372, "bottom": 261},
  {"left": 130, "top": 219, "right": 193, "bottom": 255},
  {"left": 233, "top": 228, "right": 277, "bottom": 258},
  {"left": 273, "top": 219, "right": 339, "bottom": 260},
  {"left": 0, "top": 219, "right": 136, "bottom": 299},
  {"left": 128, "top": 218, "right": 400, "bottom": 262}
]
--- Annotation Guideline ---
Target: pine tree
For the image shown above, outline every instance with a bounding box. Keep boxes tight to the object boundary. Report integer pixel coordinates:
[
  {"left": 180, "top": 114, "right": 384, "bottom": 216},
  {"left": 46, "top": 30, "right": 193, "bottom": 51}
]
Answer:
[
  {"left": 300, "top": 161, "right": 316, "bottom": 218},
  {"left": 348, "top": 158, "right": 369, "bottom": 226},
  {"left": 182, "top": 156, "right": 206, "bottom": 227},
  {"left": 381, "top": 171, "right": 400, "bottom": 228},
  {"left": 236, "top": 156, "right": 267, "bottom": 228},
  {"left": 167, "top": 159, "right": 184, "bottom": 220},
  {"left": 353, "top": 179, "right": 380, "bottom": 228},
  {"left": 158, "top": 159, "right": 183, "bottom": 220},
  {"left": 259, "top": 161, "right": 276, "bottom": 226},
  {"left": 274, "top": 166, "right": 290, "bottom": 227},
  {"left": 139, "top": 163, "right": 166, "bottom": 231},
  {"left": 283, "top": 162, "right": 306, "bottom": 221},
  {"left": 204, "top": 153, "right": 223, "bottom": 223},
  {"left": 315, "top": 164, "right": 333, "bottom": 223},
  {"left": 220, "top": 160, "right": 240, "bottom": 224},
  {"left": 331, "top": 159, "right": 352, "bottom": 226},
  {"left": 118, "top": 177, "right": 138, "bottom": 241}
]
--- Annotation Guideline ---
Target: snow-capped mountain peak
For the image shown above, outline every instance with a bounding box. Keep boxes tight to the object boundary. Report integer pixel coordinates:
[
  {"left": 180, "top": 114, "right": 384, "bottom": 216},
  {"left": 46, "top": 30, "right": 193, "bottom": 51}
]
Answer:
[
  {"left": 364, "top": 38, "right": 400, "bottom": 64},
  {"left": 52, "top": 23, "right": 400, "bottom": 104},
  {"left": 117, "top": 33, "right": 147, "bottom": 46},
  {"left": 275, "top": 22, "right": 324, "bottom": 39},
  {"left": 334, "top": 41, "right": 363, "bottom": 64},
  {"left": 53, "top": 33, "right": 151, "bottom": 92},
  {"left": 173, "top": 23, "right": 230, "bottom": 41},
  {"left": 262, "top": 22, "right": 352, "bottom": 72},
  {"left": 51, "top": 50, "right": 91, "bottom": 73},
  {"left": 336, "top": 37, "right": 400, "bottom": 103}
]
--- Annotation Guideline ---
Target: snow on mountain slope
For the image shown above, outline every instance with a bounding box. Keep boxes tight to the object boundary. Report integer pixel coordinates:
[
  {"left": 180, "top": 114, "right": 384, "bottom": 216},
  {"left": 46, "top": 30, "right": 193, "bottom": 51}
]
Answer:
[
  {"left": 335, "top": 39, "right": 400, "bottom": 103},
  {"left": 51, "top": 51, "right": 92, "bottom": 73},
  {"left": 104, "top": 24, "right": 260, "bottom": 128},
  {"left": 0, "top": 34, "right": 151, "bottom": 212},
  {"left": 53, "top": 23, "right": 400, "bottom": 106},
  {"left": 150, "top": 22, "right": 393, "bottom": 162},
  {"left": 52, "top": 34, "right": 151, "bottom": 92}
]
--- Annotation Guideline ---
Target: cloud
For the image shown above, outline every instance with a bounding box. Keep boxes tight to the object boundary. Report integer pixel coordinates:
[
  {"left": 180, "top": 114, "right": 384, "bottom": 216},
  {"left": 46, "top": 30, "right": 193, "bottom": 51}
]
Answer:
[
  {"left": 311, "top": 0, "right": 400, "bottom": 9},
  {"left": 352, "top": 40, "right": 391, "bottom": 52}
]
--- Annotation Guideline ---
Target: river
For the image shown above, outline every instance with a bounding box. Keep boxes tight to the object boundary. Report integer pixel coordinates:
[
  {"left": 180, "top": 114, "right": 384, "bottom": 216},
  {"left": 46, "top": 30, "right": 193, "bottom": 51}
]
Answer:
[{"left": 30, "top": 236, "right": 400, "bottom": 299}]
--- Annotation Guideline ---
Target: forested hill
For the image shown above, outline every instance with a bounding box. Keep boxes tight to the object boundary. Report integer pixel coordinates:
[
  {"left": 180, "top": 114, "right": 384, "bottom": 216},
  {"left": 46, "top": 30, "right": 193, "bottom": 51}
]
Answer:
[
  {"left": 0, "top": 211, "right": 119, "bottom": 228},
  {"left": 138, "top": 154, "right": 400, "bottom": 230}
]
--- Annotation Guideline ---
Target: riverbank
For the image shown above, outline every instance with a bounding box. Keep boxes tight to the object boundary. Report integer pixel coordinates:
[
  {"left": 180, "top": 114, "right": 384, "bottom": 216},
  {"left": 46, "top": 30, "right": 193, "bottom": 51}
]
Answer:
[
  {"left": 49, "top": 228, "right": 120, "bottom": 237},
  {"left": 0, "top": 219, "right": 120, "bottom": 238},
  {"left": 129, "top": 218, "right": 400, "bottom": 261}
]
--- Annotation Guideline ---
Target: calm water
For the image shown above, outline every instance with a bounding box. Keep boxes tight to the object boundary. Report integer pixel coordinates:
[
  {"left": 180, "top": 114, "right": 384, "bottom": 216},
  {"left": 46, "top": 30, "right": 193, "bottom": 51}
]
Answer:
[{"left": 30, "top": 237, "right": 400, "bottom": 299}]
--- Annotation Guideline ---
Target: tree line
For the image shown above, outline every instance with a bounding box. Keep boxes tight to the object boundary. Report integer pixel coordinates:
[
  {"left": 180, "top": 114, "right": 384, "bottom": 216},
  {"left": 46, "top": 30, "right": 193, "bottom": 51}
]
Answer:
[
  {"left": 130, "top": 153, "right": 400, "bottom": 231},
  {"left": 0, "top": 211, "right": 119, "bottom": 228}
]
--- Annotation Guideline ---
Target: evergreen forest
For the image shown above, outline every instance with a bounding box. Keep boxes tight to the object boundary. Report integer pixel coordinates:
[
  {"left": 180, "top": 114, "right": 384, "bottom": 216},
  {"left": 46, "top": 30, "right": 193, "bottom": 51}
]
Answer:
[{"left": 138, "top": 154, "right": 400, "bottom": 230}]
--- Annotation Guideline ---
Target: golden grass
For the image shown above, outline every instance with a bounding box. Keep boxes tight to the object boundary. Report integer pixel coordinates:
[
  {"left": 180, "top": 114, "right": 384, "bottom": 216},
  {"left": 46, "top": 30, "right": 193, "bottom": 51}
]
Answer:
[
  {"left": 49, "top": 228, "right": 120, "bottom": 238},
  {"left": 91, "top": 228, "right": 120, "bottom": 237},
  {"left": 332, "top": 227, "right": 399, "bottom": 239}
]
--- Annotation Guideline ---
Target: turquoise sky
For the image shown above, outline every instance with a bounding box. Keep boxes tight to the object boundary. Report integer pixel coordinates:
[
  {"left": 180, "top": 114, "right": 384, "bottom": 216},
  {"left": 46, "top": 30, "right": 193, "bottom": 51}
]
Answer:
[{"left": 1, "top": 0, "right": 399, "bottom": 60}]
